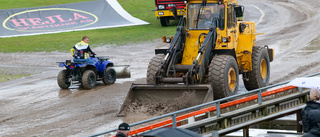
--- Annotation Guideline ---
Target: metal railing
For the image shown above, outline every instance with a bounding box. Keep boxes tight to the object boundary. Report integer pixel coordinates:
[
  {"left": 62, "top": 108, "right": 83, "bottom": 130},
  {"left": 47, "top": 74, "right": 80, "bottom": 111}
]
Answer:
[{"left": 88, "top": 72, "right": 320, "bottom": 137}]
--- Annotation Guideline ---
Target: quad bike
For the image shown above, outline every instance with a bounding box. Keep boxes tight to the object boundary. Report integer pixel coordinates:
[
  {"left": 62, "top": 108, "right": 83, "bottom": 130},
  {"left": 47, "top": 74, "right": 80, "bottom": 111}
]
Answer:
[{"left": 57, "top": 55, "right": 130, "bottom": 89}]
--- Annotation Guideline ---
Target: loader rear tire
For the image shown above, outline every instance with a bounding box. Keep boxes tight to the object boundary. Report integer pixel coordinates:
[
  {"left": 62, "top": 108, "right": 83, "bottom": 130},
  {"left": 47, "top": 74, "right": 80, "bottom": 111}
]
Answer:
[
  {"left": 82, "top": 70, "right": 96, "bottom": 89},
  {"left": 243, "top": 46, "right": 270, "bottom": 91},
  {"left": 57, "top": 70, "right": 71, "bottom": 89},
  {"left": 147, "top": 55, "right": 164, "bottom": 84},
  {"left": 160, "top": 17, "right": 170, "bottom": 26},
  {"left": 102, "top": 67, "right": 116, "bottom": 85},
  {"left": 209, "top": 55, "right": 239, "bottom": 100}
]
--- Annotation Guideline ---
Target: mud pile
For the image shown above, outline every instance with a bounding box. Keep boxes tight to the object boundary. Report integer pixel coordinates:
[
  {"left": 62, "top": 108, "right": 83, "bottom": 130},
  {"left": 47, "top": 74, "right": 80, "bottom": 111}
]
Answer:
[{"left": 124, "top": 90, "right": 203, "bottom": 116}]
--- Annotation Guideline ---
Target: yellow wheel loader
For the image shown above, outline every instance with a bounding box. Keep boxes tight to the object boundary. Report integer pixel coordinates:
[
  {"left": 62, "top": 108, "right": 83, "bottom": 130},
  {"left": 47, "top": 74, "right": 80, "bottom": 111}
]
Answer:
[{"left": 118, "top": 0, "right": 274, "bottom": 116}]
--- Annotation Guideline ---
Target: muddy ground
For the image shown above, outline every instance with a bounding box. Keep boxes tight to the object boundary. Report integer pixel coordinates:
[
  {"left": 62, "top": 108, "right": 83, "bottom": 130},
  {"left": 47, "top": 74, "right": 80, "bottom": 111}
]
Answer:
[{"left": 1, "top": 0, "right": 320, "bottom": 136}]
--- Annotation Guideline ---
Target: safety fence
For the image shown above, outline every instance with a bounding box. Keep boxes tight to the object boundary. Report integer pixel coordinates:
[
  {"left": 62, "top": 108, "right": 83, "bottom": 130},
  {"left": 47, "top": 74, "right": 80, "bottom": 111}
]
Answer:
[{"left": 88, "top": 72, "right": 320, "bottom": 137}]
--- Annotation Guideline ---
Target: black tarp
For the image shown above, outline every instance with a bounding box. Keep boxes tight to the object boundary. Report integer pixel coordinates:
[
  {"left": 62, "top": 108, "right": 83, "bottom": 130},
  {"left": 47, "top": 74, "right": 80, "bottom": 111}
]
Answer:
[
  {"left": 141, "top": 128, "right": 202, "bottom": 137},
  {"left": 0, "top": 0, "right": 149, "bottom": 38}
]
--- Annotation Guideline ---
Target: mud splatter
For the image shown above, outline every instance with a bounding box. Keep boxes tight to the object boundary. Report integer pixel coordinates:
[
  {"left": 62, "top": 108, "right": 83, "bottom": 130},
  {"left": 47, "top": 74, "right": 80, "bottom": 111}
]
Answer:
[{"left": 124, "top": 90, "right": 203, "bottom": 116}]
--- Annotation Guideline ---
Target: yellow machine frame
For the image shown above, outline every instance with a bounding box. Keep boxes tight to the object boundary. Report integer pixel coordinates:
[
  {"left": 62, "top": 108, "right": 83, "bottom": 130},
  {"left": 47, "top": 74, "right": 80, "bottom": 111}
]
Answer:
[
  {"left": 118, "top": 0, "right": 274, "bottom": 116},
  {"left": 181, "top": 0, "right": 268, "bottom": 73}
]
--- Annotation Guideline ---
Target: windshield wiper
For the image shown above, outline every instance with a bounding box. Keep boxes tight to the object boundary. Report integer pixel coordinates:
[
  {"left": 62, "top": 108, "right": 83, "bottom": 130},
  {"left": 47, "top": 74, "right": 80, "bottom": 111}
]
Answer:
[{"left": 195, "top": 0, "right": 207, "bottom": 28}]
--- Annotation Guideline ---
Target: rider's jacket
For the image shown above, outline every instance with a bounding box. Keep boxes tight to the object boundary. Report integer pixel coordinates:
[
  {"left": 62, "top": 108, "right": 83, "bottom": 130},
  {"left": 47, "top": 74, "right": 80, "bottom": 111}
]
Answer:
[
  {"left": 74, "top": 49, "right": 86, "bottom": 59},
  {"left": 70, "top": 41, "right": 94, "bottom": 59}
]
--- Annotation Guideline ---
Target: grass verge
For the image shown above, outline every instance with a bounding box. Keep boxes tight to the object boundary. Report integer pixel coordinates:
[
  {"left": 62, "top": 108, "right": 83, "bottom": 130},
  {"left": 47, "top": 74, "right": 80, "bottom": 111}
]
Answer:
[{"left": 0, "top": 68, "right": 31, "bottom": 82}]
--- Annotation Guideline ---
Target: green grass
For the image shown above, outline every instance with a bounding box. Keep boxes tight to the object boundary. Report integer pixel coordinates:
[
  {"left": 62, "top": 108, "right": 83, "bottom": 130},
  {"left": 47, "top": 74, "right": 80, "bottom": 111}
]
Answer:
[
  {"left": 0, "top": 0, "right": 178, "bottom": 53},
  {"left": 0, "top": 68, "right": 31, "bottom": 82}
]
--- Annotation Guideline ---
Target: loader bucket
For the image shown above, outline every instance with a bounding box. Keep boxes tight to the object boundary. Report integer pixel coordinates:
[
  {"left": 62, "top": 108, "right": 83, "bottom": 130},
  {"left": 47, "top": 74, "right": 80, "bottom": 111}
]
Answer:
[
  {"left": 118, "top": 84, "right": 213, "bottom": 117},
  {"left": 112, "top": 65, "right": 130, "bottom": 78}
]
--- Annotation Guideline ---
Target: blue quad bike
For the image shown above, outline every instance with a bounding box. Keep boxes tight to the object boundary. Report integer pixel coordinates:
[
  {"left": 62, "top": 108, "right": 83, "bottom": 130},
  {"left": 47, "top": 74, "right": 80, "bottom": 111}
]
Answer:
[{"left": 57, "top": 56, "right": 116, "bottom": 89}]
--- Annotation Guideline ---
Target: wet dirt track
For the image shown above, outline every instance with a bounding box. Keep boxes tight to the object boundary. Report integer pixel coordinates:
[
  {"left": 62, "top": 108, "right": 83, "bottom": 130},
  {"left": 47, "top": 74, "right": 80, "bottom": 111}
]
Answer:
[{"left": 1, "top": 0, "right": 320, "bottom": 136}]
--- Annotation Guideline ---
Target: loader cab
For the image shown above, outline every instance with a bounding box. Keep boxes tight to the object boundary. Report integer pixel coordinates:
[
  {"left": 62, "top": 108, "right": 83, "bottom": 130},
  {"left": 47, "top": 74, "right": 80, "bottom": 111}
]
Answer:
[
  {"left": 185, "top": 2, "right": 242, "bottom": 50},
  {"left": 181, "top": 2, "right": 226, "bottom": 65},
  {"left": 186, "top": 3, "right": 225, "bottom": 30}
]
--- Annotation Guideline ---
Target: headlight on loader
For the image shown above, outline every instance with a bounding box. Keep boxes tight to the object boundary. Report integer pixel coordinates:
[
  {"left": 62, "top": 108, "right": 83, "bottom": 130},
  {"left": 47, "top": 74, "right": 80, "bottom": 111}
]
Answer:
[
  {"left": 222, "top": 36, "right": 231, "bottom": 43},
  {"left": 222, "top": 37, "right": 228, "bottom": 43},
  {"left": 162, "top": 36, "right": 173, "bottom": 43},
  {"left": 166, "top": 37, "right": 171, "bottom": 43}
]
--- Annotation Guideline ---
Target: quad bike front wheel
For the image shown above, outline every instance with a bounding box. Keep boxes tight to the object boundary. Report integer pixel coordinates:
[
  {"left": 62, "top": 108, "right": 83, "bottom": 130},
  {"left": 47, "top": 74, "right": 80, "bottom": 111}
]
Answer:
[
  {"left": 82, "top": 70, "right": 96, "bottom": 89},
  {"left": 57, "top": 70, "right": 71, "bottom": 89},
  {"left": 209, "top": 55, "right": 239, "bottom": 100},
  {"left": 103, "top": 67, "right": 116, "bottom": 85}
]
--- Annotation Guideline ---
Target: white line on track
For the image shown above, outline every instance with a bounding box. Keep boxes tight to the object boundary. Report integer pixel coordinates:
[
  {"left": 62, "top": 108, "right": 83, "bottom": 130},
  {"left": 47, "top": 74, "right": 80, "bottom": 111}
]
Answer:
[{"left": 251, "top": 4, "right": 265, "bottom": 25}]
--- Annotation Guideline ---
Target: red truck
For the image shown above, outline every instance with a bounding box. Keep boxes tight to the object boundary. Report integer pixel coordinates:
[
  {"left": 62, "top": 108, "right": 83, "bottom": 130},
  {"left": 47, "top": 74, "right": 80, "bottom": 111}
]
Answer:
[{"left": 154, "top": 0, "right": 187, "bottom": 26}]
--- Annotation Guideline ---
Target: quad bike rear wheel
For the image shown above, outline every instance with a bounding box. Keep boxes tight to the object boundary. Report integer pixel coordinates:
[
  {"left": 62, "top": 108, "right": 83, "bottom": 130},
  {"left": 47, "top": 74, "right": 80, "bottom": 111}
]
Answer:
[
  {"left": 103, "top": 67, "right": 116, "bottom": 85},
  {"left": 82, "top": 70, "right": 96, "bottom": 89},
  {"left": 243, "top": 46, "right": 270, "bottom": 91},
  {"left": 147, "top": 55, "right": 165, "bottom": 84},
  {"left": 57, "top": 70, "right": 71, "bottom": 89},
  {"left": 209, "top": 55, "right": 239, "bottom": 100}
]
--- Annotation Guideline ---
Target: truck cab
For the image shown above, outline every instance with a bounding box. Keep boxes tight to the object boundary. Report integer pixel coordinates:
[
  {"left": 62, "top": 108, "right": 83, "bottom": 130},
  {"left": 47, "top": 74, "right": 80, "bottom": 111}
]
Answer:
[{"left": 154, "top": 0, "right": 187, "bottom": 26}]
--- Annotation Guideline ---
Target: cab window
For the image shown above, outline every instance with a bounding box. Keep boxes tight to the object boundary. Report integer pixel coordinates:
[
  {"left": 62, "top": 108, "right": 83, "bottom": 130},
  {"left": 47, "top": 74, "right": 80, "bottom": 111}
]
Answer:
[
  {"left": 227, "top": 4, "right": 237, "bottom": 28},
  {"left": 187, "top": 3, "right": 223, "bottom": 30},
  {"left": 219, "top": 4, "right": 225, "bottom": 30}
]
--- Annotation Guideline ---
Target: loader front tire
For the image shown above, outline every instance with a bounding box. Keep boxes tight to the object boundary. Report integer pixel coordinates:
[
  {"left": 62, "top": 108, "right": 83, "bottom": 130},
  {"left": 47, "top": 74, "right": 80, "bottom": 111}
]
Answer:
[
  {"left": 103, "top": 67, "right": 116, "bottom": 85},
  {"left": 82, "top": 70, "right": 96, "bottom": 89},
  {"left": 243, "top": 46, "right": 270, "bottom": 91},
  {"left": 209, "top": 55, "right": 239, "bottom": 100},
  {"left": 147, "top": 55, "right": 164, "bottom": 84},
  {"left": 57, "top": 70, "right": 71, "bottom": 89}
]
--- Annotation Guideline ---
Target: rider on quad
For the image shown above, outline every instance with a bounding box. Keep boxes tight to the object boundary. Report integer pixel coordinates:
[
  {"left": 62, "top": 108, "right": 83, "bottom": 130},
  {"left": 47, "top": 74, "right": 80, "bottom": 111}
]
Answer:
[
  {"left": 70, "top": 36, "right": 96, "bottom": 64},
  {"left": 57, "top": 36, "right": 117, "bottom": 90}
]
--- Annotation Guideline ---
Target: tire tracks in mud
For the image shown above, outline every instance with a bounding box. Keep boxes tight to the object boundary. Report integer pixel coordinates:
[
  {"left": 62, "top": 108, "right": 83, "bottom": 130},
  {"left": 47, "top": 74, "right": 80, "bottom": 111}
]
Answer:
[
  {"left": 247, "top": 0, "right": 320, "bottom": 83},
  {"left": 270, "top": 60, "right": 320, "bottom": 84},
  {"left": 1, "top": 0, "right": 320, "bottom": 136}
]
